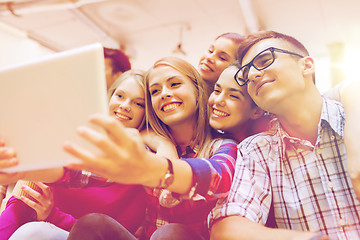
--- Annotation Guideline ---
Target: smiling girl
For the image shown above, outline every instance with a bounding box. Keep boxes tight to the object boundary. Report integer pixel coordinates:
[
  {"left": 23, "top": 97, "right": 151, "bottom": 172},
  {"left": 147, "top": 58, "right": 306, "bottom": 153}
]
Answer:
[{"left": 62, "top": 56, "right": 237, "bottom": 240}]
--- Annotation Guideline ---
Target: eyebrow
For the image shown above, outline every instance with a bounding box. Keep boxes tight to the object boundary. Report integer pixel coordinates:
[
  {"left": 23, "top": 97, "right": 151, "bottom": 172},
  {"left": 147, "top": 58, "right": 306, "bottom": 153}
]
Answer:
[
  {"left": 229, "top": 88, "right": 245, "bottom": 97},
  {"left": 215, "top": 83, "right": 245, "bottom": 97},
  {"left": 149, "top": 76, "right": 180, "bottom": 88}
]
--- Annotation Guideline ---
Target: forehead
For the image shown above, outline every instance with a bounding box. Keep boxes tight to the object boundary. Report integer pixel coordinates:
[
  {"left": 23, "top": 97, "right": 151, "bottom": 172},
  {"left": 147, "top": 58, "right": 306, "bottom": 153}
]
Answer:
[
  {"left": 115, "top": 77, "right": 142, "bottom": 92},
  {"left": 213, "top": 37, "right": 236, "bottom": 50},
  {"left": 242, "top": 38, "right": 289, "bottom": 63},
  {"left": 217, "top": 66, "right": 239, "bottom": 87},
  {"left": 149, "top": 66, "right": 187, "bottom": 85}
]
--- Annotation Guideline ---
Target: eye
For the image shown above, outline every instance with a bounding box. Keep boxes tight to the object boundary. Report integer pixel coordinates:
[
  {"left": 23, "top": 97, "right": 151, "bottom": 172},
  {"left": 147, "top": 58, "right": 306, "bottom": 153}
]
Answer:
[
  {"left": 213, "top": 88, "right": 220, "bottom": 95},
  {"left": 255, "top": 53, "right": 273, "bottom": 68},
  {"left": 136, "top": 102, "right": 145, "bottom": 108},
  {"left": 230, "top": 94, "right": 240, "bottom": 100},
  {"left": 117, "top": 93, "right": 123, "bottom": 98},
  {"left": 150, "top": 89, "right": 159, "bottom": 96},
  {"left": 171, "top": 82, "right": 181, "bottom": 88},
  {"left": 219, "top": 55, "right": 228, "bottom": 61}
]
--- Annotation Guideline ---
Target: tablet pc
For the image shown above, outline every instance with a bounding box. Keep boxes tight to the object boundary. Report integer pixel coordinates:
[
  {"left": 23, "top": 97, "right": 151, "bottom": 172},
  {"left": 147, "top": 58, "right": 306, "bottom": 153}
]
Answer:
[{"left": 0, "top": 43, "right": 108, "bottom": 172}]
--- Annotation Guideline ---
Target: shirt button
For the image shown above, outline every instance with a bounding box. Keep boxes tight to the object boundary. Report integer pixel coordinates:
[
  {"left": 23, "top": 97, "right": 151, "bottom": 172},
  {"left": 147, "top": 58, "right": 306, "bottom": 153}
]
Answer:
[
  {"left": 339, "top": 218, "right": 346, "bottom": 227},
  {"left": 328, "top": 181, "right": 334, "bottom": 189},
  {"left": 330, "top": 135, "right": 335, "bottom": 140}
]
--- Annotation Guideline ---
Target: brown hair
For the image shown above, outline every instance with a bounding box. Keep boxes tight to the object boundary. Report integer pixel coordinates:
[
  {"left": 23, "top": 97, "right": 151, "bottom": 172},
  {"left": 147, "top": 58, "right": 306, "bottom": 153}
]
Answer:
[
  {"left": 144, "top": 56, "right": 212, "bottom": 157},
  {"left": 103, "top": 47, "right": 131, "bottom": 74},
  {"left": 237, "top": 30, "right": 314, "bottom": 83}
]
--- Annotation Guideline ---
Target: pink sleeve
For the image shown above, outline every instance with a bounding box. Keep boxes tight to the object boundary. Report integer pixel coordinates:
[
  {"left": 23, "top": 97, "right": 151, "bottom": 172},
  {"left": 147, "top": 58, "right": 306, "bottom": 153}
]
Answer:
[
  {"left": 0, "top": 196, "right": 36, "bottom": 240},
  {"left": 45, "top": 207, "right": 78, "bottom": 231}
]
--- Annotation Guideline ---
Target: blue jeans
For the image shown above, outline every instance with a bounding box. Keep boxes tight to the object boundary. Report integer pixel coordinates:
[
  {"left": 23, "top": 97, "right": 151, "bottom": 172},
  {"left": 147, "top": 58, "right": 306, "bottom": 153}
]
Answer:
[{"left": 68, "top": 213, "right": 205, "bottom": 240}]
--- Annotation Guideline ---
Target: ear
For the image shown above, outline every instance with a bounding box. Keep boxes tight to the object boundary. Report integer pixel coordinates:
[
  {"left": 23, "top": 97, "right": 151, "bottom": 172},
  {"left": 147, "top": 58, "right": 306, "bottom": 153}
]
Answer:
[
  {"left": 301, "top": 56, "right": 315, "bottom": 77},
  {"left": 250, "top": 106, "right": 265, "bottom": 120}
]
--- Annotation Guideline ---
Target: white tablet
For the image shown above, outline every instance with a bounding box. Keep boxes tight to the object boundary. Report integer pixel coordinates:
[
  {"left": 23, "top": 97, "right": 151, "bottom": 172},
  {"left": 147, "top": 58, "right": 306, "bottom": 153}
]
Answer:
[{"left": 0, "top": 43, "right": 108, "bottom": 172}]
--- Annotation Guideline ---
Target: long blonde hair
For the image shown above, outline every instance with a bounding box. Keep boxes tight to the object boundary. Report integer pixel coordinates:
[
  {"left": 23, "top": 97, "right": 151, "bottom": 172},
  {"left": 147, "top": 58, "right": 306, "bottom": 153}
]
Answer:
[
  {"left": 144, "top": 56, "right": 212, "bottom": 157},
  {"left": 107, "top": 69, "right": 146, "bottom": 131}
]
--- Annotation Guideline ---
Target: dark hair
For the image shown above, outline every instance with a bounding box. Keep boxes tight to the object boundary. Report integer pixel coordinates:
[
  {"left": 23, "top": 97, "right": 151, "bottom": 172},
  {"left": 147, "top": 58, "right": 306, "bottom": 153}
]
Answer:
[
  {"left": 103, "top": 47, "right": 131, "bottom": 74},
  {"left": 216, "top": 32, "right": 246, "bottom": 45},
  {"left": 237, "top": 30, "right": 315, "bottom": 83},
  {"left": 216, "top": 33, "right": 246, "bottom": 59}
]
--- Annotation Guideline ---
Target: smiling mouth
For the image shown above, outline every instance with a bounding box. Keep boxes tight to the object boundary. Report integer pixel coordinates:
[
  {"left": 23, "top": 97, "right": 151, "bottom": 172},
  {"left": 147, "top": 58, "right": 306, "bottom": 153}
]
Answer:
[
  {"left": 200, "top": 63, "right": 213, "bottom": 72},
  {"left": 212, "top": 108, "right": 229, "bottom": 117},
  {"left": 256, "top": 80, "right": 274, "bottom": 95},
  {"left": 114, "top": 112, "right": 131, "bottom": 120},
  {"left": 162, "top": 103, "right": 181, "bottom": 112}
]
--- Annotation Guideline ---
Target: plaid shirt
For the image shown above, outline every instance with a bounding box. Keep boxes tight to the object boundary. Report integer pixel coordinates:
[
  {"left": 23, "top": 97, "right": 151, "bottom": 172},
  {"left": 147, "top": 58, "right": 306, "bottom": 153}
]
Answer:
[
  {"left": 209, "top": 98, "right": 360, "bottom": 239},
  {"left": 145, "top": 138, "right": 237, "bottom": 239}
]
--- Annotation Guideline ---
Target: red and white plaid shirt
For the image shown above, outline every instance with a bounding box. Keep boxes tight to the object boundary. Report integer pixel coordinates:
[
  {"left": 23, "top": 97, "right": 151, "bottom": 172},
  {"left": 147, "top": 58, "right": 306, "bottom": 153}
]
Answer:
[{"left": 210, "top": 98, "right": 360, "bottom": 239}]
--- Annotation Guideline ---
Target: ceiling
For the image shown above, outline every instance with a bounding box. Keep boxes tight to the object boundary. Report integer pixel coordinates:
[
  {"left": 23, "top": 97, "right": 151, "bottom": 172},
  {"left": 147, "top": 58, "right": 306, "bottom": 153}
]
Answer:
[{"left": 0, "top": 0, "right": 359, "bottom": 70}]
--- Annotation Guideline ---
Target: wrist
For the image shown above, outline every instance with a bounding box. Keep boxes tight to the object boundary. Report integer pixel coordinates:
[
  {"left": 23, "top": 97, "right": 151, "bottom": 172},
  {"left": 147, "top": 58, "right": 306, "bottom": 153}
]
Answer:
[{"left": 156, "top": 158, "right": 174, "bottom": 189}]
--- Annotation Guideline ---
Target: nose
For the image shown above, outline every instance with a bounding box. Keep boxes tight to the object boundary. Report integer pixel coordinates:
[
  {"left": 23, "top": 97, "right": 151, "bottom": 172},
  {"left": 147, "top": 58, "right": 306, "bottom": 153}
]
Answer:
[
  {"left": 247, "top": 66, "right": 263, "bottom": 84},
  {"left": 213, "top": 92, "right": 225, "bottom": 106},
  {"left": 204, "top": 52, "right": 215, "bottom": 64},
  {"left": 119, "top": 99, "right": 131, "bottom": 111},
  {"left": 160, "top": 86, "right": 172, "bottom": 99}
]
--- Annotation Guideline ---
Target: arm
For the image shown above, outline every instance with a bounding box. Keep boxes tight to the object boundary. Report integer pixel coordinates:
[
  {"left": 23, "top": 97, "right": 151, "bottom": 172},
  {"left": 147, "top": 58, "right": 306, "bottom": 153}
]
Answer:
[
  {"left": 182, "top": 139, "right": 237, "bottom": 200},
  {"left": 140, "top": 129, "right": 179, "bottom": 160},
  {"left": 13, "top": 181, "right": 77, "bottom": 231},
  {"left": 211, "top": 216, "right": 326, "bottom": 240},
  {"left": 64, "top": 114, "right": 236, "bottom": 196}
]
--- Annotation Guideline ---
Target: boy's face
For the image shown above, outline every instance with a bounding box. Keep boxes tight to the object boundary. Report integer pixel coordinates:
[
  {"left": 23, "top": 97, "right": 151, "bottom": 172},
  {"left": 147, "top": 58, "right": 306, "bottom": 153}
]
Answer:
[{"left": 242, "top": 39, "right": 306, "bottom": 113}]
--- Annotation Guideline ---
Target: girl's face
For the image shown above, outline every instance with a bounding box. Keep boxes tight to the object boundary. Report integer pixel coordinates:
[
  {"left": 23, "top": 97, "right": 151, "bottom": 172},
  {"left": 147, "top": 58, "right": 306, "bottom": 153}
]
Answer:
[
  {"left": 148, "top": 66, "right": 198, "bottom": 128},
  {"left": 208, "top": 66, "right": 259, "bottom": 134},
  {"left": 108, "top": 77, "right": 145, "bottom": 129},
  {"left": 198, "top": 37, "right": 238, "bottom": 84}
]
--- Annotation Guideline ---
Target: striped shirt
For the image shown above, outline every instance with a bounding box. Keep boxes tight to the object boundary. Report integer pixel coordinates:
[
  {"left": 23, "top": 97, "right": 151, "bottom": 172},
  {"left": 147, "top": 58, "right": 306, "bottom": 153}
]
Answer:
[
  {"left": 145, "top": 138, "right": 237, "bottom": 239},
  {"left": 209, "top": 98, "right": 360, "bottom": 239}
]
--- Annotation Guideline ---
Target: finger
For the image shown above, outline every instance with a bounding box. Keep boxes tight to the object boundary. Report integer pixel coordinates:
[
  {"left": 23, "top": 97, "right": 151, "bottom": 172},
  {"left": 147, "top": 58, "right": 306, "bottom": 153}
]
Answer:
[
  {"left": 35, "top": 182, "right": 52, "bottom": 198},
  {"left": 76, "top": 126, "right": 124, "bottom": 158},
  {"left": 21, "top": 185, "right": 43, "bottom": 203},
  {"left": 0, "top": 147, "right": 16, "bottom": 158},
  {"left": 64, "top": 141, "right": 109, "bottom": 174},
  {"left": 18, "top": 195, "right": 40, "bottom": 211},
  {"left": 64, "top": 141, "right": 96, "bottom": 164},
  {"left": 0, "top": 157, "right": 18, "bottom": 169},
  {"left": 88, "top": 114, "right": 127, "bottom": 143}
]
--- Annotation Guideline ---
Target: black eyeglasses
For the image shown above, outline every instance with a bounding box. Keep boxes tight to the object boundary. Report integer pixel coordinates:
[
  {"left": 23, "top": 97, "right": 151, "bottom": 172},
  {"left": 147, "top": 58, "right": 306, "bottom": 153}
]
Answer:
[{"left": 234, "top": 47, "right": 304, "bottom": 86}]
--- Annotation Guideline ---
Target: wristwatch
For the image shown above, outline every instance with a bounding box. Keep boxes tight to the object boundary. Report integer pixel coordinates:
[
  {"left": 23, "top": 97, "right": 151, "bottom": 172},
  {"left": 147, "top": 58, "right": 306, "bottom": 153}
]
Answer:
[{"left": 158, "top": 158, "right": 174, "bottom": 189}]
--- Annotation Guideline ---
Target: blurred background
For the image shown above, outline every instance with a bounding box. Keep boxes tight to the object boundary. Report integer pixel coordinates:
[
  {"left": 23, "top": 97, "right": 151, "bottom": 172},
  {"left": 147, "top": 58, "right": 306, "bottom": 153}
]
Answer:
[{"left": 0, "top": 0, "right": 359, "bottom": 93}]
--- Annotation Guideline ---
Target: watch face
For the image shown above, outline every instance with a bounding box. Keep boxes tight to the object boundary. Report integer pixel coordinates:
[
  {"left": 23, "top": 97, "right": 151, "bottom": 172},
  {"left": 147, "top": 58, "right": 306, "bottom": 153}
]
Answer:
[{"left": 164, "top": 173, "right": 174, "bottom": 187}]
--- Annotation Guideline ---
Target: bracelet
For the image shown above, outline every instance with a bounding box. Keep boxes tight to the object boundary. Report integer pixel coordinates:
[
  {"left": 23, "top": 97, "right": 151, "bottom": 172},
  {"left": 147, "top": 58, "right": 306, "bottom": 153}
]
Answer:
[{"left": 157, "top": 158, "right": 174, "bottom": 189}]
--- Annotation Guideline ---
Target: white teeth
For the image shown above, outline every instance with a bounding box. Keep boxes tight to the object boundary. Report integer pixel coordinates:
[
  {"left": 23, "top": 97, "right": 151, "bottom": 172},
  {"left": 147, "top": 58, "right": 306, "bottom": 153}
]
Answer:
[
  {"left": 201, "top": 64, "right": 211, "bottom": 71},
  {"left": 115, "top": 112, "right": 130, "bottom": 120},
  {"left": 163, "top": 103, "right": 180, "bottom": 112},
  {"left": 213, "top": 109, "right": 229, "bottom": 117}
]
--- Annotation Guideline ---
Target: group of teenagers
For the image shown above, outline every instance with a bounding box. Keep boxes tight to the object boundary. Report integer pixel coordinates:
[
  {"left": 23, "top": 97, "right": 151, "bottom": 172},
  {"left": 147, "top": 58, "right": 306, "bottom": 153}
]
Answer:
[{"left": 0, "top": 30, "right": 360, "bottom": 240}]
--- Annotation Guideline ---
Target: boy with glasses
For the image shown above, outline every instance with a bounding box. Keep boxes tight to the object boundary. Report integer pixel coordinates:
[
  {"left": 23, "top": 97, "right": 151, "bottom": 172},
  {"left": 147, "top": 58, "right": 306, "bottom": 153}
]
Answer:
[{"left": 209, "top": 30, "right": 360, "bottom": 240}]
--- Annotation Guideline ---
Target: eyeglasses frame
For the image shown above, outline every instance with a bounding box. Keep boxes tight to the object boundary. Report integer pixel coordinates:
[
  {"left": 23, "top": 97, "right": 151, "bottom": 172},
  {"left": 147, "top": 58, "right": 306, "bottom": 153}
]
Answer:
[{"left": 234, "top": 47, "right": 304, "bottom": 86}]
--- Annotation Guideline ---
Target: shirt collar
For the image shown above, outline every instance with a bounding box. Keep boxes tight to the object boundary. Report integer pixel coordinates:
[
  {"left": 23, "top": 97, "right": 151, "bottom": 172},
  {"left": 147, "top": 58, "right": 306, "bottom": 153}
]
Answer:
[
  {"left": 319, "top": 97, "right": 345, "bottom": 138},
  {"left": 270, "top": 97, "right": 345, "bottom": 143}
]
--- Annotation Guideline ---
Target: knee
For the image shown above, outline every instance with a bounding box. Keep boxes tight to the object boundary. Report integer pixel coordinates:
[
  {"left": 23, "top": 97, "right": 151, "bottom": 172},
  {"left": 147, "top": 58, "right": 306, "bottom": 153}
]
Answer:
[
  {"left": 151, "top": 223, "right": 203, "bottom": 240},
  {"left": 75, "top": 213, "right": 116, "bottom": 229},
  {"left": 9, "top": 222, "right": 67, "bottom": 240}
]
